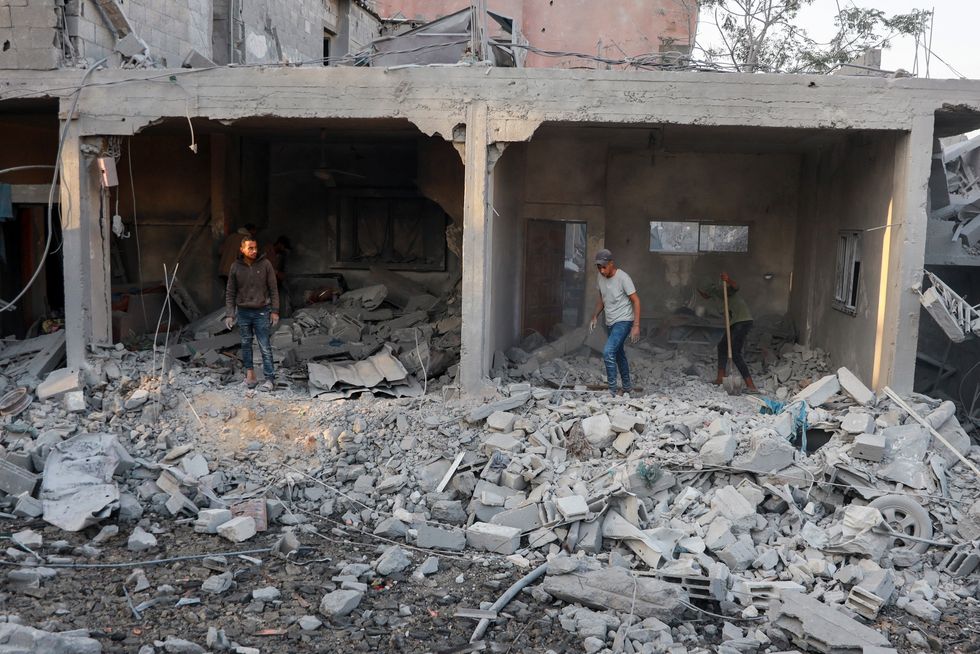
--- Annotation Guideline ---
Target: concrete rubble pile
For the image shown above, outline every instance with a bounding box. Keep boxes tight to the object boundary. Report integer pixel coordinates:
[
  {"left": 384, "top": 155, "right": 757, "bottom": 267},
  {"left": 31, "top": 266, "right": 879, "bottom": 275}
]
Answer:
[
  {"left": 0, "top": 333, "right": 978, "bottom": 652},
  {"left": 173, "top": 272, "right": 463, "bottom": 399}
]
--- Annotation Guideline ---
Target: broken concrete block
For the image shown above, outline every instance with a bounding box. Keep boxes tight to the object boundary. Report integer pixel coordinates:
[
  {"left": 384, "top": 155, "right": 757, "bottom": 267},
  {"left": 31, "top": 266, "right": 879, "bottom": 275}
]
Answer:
[
  {"left": 610, "top": 411, "right": 639, "bottom": 433},
  {"left": 791, "top": 374, "right": 840, "bottom": 407},
  {"left": 320, "top": 589, "right": 363, "bottom": 618},
  {"left": 127, "top": 526, "right": 157, "bottom": 552},
  {"left": 415, "top": 524, "right": 465, "bottom": 551},
  {"left": 543, "top": 567, "right": 688, "bottom": 621},
  {"left": 845, "top": 586, "right": 887, "bottom": 619},
  {"left": 704, "top": 517, "right": 736, "bottom": 551},
  {"left": 182, "top": 48, "right": 216, "bottom": 68},
  {"left": 374, "top": 546, "right": 411, "bottom": 576},
  {"left": 486, "top": 411, "right": 517, "bottom": 432},
  {"left": 194, "top": 509, "right": 233, "bottom": 534},
  {"left": 904, "top": 599, "right": 941, "bottom": 622},
  {"left": 700, "top": 433, "right": 737, "bottom": 466},
  {"left": 216, "top": 516, "right": 257, "bottom": 543},
  {"left": 374, "top": 517, "right": 408, "bottom": 539},
  {"left": 63, "top": 390, "right": 86, "bottom": 413},
  {"left": 298, "top": 615, "right": 322, "bottom": 631},
  {"left": 771, "top": 592, "right": 890, "bottom": 652},
  {"left": 115, "top": 32, "right": 147, "bottom": 58},
  {"left": 125, "top": 389, "right": 149, "bottom": 410},
  {"left": 0, "top": 623, "right": 101, "bottom": 653},
  {"left": 717, "top": 536, "right": 757, "bottom": 571},
  {"left": 0, "top": 459, "right": 39, "bottom": 497},
  {"left": 202, "top": 571, "right": 234, "bottom": 594},
  {"left": 837, "top": 367, "right": 874, "bottom": 405},
  {"left": 851, "top": 434, "right": 886, "bottom": 462},
  {"left": 490, "top": 504, "right": 541, "bottom": 532},
  {"left": 582, "top": 414, "right": 614, "bottom": 449},
  {"left": 13, "top": 493, "right": 43, "bottom": 518},
  {"left": 252, "top": 586, "right": 281, "bottom": 602},
  {"left": 466, "top": 522, "right": 521, "bottom": 554},
  {"left": 841, "top": 411, "right": 875, "bottom": 435},
  {"left": 710, "top": 486, "right": 757, "bottom": 531},
  {"left": 555, "top": 495, "right": 589, "bottom": 521},
  {"left": 36, "top": 368, "right": 81, "bottom": 401},
  {"left": 611, "top": 431, "right": 636, "bottom": 455},
  {"left": 732, "top": 436, "right": 795, "bottom": 474},
  {"left": 481, "top": 432, "right": 521, "bottom": 456}
]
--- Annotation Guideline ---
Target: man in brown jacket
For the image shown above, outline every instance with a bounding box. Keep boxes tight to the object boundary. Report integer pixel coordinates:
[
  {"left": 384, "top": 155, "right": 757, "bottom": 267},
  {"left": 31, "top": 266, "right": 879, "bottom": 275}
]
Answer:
[{"left": 225, "top": 236, "right": 279, "bottom": 391}]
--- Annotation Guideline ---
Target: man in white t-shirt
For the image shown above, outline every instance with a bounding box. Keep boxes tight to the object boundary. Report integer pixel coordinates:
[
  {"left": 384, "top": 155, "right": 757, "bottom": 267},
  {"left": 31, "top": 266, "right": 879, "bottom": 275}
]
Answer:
[{"left": 589, "top": 249, "right": 641, "bottom": 396}]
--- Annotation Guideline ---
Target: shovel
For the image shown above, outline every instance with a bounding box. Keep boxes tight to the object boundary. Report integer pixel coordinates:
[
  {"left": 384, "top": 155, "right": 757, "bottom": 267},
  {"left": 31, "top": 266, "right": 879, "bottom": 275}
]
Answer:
[{"left": 721, "top": 280, "right": 744, "bottom": 396}]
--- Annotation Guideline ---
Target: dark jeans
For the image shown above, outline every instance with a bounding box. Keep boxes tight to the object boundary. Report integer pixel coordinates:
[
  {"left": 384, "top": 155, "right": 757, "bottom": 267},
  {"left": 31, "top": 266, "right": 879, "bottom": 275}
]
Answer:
[
  {"left": 238, "top": 306, "right": 274, "bottom": 379},
  {"left": 718, "top": 320, "right": 752, "bottom": 380},
  {"left": 603, "top": 321, "right": 633, "bottom": 393}
]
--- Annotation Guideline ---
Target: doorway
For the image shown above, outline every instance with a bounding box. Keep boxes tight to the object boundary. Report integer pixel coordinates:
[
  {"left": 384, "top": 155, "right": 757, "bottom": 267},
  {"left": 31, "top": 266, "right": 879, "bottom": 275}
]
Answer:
[{"left": 522, "top": 219, "right": 587, "bottom": 338}]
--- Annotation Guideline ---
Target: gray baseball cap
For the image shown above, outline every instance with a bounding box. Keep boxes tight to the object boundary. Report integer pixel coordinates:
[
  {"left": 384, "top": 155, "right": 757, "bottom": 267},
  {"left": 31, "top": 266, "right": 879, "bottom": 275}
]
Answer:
[{"left": 594, "top": 248, "right": 613, "bottom": 265}]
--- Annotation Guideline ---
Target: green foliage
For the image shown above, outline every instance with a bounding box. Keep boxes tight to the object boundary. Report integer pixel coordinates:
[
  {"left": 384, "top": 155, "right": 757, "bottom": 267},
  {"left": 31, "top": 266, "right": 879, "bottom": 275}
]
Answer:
[{"left": 698, "top": 0, "right": 931, "bottom": 73}]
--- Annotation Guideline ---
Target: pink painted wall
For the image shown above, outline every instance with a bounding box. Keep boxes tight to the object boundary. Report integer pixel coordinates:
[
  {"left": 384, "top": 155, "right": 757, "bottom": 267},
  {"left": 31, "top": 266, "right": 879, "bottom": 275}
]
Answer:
[{"left": 376, "top": 1, "right": 697, "bottom": 68}]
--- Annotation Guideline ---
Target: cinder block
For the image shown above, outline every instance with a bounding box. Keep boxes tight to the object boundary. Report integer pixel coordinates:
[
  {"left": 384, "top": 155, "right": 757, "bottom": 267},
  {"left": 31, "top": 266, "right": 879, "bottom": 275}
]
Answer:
[
  {"left": 415, "top": 524, "right": 465, "bottom": 551},
  {"left": 489, "top": 503, "right": 541, "bottom": 532},
  {"left": 0, "top": 458, "right": 39, "bottom": 496},
  {"left": 851, "top": 434, "right": 886, "bottom": 462},
  {"left": 466, "top": 522, "right": 521, "bottom": 554},
  {"left": 216, "top": 516, "right": 257, "bottom": 543},
  {"left": 9, "top": 3, "right": 59, "bottom": 29}
]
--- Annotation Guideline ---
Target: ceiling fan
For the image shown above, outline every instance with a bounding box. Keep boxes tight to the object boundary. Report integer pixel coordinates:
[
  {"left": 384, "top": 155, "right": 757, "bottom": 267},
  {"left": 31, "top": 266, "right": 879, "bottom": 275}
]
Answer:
[{"left": 273, "top": 129, "right": 367, "bottom": 187}]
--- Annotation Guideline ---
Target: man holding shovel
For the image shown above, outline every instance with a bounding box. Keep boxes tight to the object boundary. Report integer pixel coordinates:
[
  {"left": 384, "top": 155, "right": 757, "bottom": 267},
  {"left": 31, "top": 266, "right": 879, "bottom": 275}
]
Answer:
[{"left": 699, "top": 272, "right": 757, "bottom": 393}]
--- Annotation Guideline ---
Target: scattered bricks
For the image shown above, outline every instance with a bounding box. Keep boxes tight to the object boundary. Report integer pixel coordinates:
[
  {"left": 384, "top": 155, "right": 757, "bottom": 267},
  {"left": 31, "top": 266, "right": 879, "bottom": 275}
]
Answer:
[
  {"left": 846, "top": 586, "right": 886, "bottom": 619},
  {"left": 127, "top": 526, "right": 157, "bottom": 552},
  {"left": 415, "top": 524, "right": 465, "bottom": 551},
  {"left": 582, "top": 414, "right": 614, "bottom": 449},
  {"left": 217, "top": 516, "right": 257, "bottom": 543},
  {"left": 837, "top": 367, "right": 874, "bottom": 405},
  {"left": 489, "top": 503, "right": 542, "bottom": 532},
  {"left": 320, "top": 589, "right": 364, "bottom": 618},
  {"left": 487, "top": 411, "right": 517, "bottom": 432},
  {"left": 851, "top": 434, "right": 887, "bottom": 462},
  {"left": 466, "top": 522, "right": 521, "bottom": 554},
  {"left": 36, "top": 368, "right": 81, "bottom": 401},
  {"left": 700, "top": 434, "right": 737, "bottom": 466},
  {"left": 374, "top": 546, "right": 411, "bottom": 576},
  {"left": 841, "top": 411, "right": 875, "bottom": 435},
  {"left": 555, "top": 495, "right": 589, "bottom": 521},
  {"left": 0, "top": 459, "right": 39, "bottom": 496},
  {"left": 791, "top": 374, "right": 840, "bottom": 407},
  {"left": 194, "top": 509, "right": 233, "bottom": 534}
]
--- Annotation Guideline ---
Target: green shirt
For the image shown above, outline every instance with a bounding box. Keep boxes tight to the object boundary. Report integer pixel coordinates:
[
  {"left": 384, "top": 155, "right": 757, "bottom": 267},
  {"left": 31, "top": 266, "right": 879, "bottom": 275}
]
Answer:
[{"left": 706, "top": 284, "right": 752, "bottom": 324}]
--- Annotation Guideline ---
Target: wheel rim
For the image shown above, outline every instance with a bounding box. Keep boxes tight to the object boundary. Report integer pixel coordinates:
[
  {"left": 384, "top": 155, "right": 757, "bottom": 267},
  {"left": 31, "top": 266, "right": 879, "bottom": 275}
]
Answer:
[{"left": 880, "top": 507, "right": 917, "bottom": 548}]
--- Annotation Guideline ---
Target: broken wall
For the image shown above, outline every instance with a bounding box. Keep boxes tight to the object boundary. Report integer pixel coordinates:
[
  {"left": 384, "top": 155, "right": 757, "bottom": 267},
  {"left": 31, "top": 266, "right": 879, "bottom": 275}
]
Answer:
[
  {"left": 791, "top": 133, "right": 899, "bottom": 383},
  {"left": 0, "top": 0, "right": 64, "bottom": 70}
]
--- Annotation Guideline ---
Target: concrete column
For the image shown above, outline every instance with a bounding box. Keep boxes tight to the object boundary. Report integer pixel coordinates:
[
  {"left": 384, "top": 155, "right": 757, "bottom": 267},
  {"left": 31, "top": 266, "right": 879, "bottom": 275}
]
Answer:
[
  {"left": 60, "top": 121, "right": 112, "bottom": 370},
  {"left": 872, "top": 114, "right": 935, "bottom": 391},
  {"left": 460, "top": 102, "right": 494, "bottom": 396}
]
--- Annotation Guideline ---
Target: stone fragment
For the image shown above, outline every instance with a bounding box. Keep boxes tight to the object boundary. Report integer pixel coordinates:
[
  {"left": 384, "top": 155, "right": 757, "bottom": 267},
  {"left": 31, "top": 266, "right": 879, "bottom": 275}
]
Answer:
[
  {"left": 128, "top": 526, "right": 157, "bottom": 552},
  {"left": 490, "top": 503, "right": 541, "bottom": 531},
  {"left": 216, "top": 516, "right": 257, "bottom": 543},
  {"left": 610, "top": 410, "right": 639, "bottom": 433},
  {"left": 373, "top": 517, "right": 408, "bottom": 539},
  {"left": 612, "top": 431, "right": 636, "bottom": 454},
  {"left": 64, "top": 390, "right": 86, "bottom": 413},
  {"left": 792, "top": 374, "right": 840, "bottom": 407},
  {"left": 837, "top": 367, "right": 874, "bottom": 405},
  {"left": 201, "top": 572, "right": 233, "bottom": 594},
  {"left": 482, "top": 432, "right": 521, "bottom": 455},
  {"left": 700, "top": 434, "right": 737, "bottom": 466},
  {"left": 466, "top": 522, "right": 521, "bottom": 554},
  {"left": 194, "top": 509, "right": 233, "bottom": 534},
  {"left": 252, "top": 586, "right": 280, "bottom": 602},
  {"left": 710, "top": 486, "right": 757, "bottom": 530},
  {"left": 543, "top": 567, "right": 688, "bottom": 621},
  {"left": 298, "top": 615, "right": 322, "bottom": 630},
  {"left": 487, "top": 411, "right": 517, "bottom": 432},
  {"left": 12, "top": 529, "right": 42, "bottom": 549},
  {"left": 732, "top": 436, "right": 795, "bottom": 474},
  {"left": 320, "top": 589, "right": 363, "bottom": 618},
  {"left": 771, "top": 592, "right": 890, "bottom": 652},
  {"left": 415, "top": 524, "right": 465, "bottom": 551},
  {"left": 555, "top": 495, "right": 589, "bottom": 521},
  {"left": 904, "top": 599, "right": 941, "bottom": 622},
  {"left": 37, "top": 368, "right": 82, "bottom": 401},
  {"left": 430, "top": 500, "right": 468, "bottom": 525},
  {"left": 841, "top": 411, "right": 875, "bottom": 435},
  {"left": 375, "top": 546, "right": 411, "bottom": 576},
  {"left": 582, "top": 414, "right": 614, "bottom": 449},
  {"left": 412, "top": 556, "right": 439, "bottom": 579},
  {"left": 125, "top": 389, "right": 150, "bottom": 410},
  {"left": 376, "top": 474, "right": 407, "bottom": 494}
]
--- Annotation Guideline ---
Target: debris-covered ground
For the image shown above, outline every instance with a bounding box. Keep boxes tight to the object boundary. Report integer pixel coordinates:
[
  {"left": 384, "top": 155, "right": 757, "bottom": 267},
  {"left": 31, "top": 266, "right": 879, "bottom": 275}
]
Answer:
[{"left": 1, "top": 285, "right": 980, "bottom": 653}]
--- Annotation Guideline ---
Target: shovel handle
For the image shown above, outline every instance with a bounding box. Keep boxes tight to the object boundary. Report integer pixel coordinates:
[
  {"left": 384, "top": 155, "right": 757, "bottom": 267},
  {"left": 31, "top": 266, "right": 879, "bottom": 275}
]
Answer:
[{"left": 722, "top": 281, "right": 733, "bottom": 360}]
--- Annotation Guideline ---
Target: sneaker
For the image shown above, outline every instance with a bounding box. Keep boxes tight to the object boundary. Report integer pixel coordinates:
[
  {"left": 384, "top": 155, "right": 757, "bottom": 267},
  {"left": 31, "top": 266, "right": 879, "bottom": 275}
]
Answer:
[{"left": 258, "top": 380, "right": 274, "bottom": 392}]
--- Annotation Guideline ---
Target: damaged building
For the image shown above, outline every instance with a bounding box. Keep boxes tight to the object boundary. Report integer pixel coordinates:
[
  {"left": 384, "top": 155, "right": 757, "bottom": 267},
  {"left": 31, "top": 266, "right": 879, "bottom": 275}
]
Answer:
[{"left": 0, "top": 1, "right": 979, "bottom": 653}]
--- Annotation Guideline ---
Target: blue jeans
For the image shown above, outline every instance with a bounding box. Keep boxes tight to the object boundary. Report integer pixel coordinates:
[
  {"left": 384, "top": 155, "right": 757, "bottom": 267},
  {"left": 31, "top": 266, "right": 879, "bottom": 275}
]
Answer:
[
  {"left": 603, "top": 321, "right": 633, "bottom": 393},
  {"left": 238, "top": 306, "right": 274, "bottom": 379}
]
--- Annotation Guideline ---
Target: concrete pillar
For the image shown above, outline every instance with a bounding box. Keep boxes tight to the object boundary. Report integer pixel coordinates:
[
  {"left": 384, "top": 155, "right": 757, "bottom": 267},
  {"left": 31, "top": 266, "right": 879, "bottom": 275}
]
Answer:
[
  {"left": 460, "top": 102, "right": 494, "bottom": 396},
  {"left": 873, "top": 114, "right": 935, "bottom": 392},
  {"left": 60, "top": 121, "right": 112, "bottom": 370}
]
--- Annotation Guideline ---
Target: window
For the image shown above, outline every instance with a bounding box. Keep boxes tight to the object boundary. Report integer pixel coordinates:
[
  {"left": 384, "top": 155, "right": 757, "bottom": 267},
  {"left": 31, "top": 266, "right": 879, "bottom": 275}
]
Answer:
[
  {"left": 649, "top": 221, "right": 749, "bottom": 254},
  {"left": 834, "top": 231, "right": 861, "bottom": 315},
  {"left": 336, "top": 192, "right": 448, "bottom": 271},
  {"left": 323, "top": 29, "right": 332, "bottom": 66}
]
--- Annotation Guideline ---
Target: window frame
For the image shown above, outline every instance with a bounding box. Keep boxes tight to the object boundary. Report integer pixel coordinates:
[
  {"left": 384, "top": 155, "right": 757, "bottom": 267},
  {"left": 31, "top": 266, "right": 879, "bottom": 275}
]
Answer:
[
  {"left": 833, "top": 230, "right": 862, "bottom": 316},
  {"left": 648, "top": 220, "right": 750, "bottom": 255}
]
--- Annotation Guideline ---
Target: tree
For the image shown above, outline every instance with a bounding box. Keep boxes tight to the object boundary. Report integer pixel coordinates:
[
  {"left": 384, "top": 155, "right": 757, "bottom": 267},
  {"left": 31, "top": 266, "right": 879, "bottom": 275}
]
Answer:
[{"left": 698, "top": 0, "right": 931, "bottom": 74}]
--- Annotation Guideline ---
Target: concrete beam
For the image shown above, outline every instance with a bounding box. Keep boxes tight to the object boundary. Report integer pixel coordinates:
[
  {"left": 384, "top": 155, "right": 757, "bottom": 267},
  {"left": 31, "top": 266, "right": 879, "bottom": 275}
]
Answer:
[
  {"left": 460, "top": 102, "right": 494, "bottom": 396},
  {"left": 873, "top": 113, "right": 935, "bottom": 391},
  {"left": 60, "top": 121, "right": 112, "bottom": 369}
]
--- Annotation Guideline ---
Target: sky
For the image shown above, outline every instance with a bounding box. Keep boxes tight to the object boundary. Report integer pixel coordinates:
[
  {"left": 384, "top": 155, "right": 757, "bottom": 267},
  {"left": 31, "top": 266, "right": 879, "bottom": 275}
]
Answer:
[{"left": 697, "top": 0, "right": 980, "bottom": 79}]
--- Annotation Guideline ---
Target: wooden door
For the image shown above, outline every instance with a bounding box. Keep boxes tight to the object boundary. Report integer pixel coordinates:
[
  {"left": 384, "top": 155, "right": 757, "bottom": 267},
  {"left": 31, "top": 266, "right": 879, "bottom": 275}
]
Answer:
[{"left": 522, "top": 219, "right": 566, "bottom": 338}]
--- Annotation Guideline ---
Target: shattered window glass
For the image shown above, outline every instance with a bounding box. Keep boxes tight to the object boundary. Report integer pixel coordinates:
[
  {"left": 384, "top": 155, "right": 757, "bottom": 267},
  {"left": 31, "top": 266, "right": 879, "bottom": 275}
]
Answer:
[
  {"left": 699, "top": 224, "right": 749, "bottom": 253},
  {"left": 649, "top": 221, "right": 699, "bottom": 253}
]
